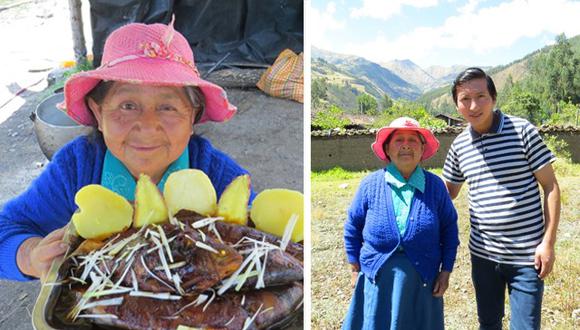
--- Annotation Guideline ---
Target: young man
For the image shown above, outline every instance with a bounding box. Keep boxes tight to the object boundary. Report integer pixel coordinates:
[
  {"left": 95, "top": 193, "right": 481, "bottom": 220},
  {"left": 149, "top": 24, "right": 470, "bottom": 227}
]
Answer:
[{"left": 442, "top": 67, "right": 561, "bottom": 330}]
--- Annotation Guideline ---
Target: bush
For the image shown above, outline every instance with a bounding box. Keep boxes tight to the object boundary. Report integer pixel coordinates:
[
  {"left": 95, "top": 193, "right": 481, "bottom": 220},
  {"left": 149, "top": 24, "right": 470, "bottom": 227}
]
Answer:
[
  {"left": 547, "top": 100, "right": 579, "bottom": 125},
  {"left": 371, "top": 100, "right": 448, "bottom": 129},
  {"left": 541, "top": 135, "right": 580, "bottom": 177},
  {"left": 543, "top": 135, "right": 571, "bottom": 161},
  {"left": 312, "top": 105, "right": 350, "bottom": 130},
  {"left": 502, "top": 89, "right": 545, "bottom": 125},
  {"left": 418, "top": 117, "right": 447, "bottom": 130}
]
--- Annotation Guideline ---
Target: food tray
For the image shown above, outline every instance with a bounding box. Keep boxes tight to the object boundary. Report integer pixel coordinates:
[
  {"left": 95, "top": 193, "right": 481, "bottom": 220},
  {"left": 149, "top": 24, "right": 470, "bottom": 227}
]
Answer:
[{"left": 32, "top": 223, "right": 303, "bottom": 330}]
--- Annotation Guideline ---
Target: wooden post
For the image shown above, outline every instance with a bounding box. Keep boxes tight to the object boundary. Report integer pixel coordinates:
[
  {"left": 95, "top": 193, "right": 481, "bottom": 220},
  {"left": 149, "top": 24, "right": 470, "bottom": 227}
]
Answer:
[{"left": 68, "top": 0, "right": 87, "bottom": 67}]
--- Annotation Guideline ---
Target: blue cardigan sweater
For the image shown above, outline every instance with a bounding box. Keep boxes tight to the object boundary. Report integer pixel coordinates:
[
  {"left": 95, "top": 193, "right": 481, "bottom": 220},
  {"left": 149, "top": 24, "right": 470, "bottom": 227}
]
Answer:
[
  {"left": 344, "top": 168, "right": 459, "bottom": 282},
  {"left": 0, "top": 135, "right": 254, "bottom": 281}
]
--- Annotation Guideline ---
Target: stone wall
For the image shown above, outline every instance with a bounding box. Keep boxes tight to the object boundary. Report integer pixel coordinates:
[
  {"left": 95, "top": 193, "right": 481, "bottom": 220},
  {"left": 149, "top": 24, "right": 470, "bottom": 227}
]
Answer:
[{"left": 311, "top": 129, "right": 580, "bottom": 171}]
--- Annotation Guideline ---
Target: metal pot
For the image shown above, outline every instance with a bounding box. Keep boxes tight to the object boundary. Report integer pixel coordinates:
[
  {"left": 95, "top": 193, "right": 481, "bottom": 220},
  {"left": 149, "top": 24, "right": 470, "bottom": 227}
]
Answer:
[{"left": 31, "top": 93, "right": 95, "bottom": 160}]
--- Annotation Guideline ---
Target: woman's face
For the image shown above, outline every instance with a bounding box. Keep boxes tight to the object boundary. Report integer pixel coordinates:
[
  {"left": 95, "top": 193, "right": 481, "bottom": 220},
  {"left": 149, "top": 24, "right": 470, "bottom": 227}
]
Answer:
[
  {"left": 384, "top": 130, "right": 424, "bottom": 175},
  {"left": 88, "top": 82, "right": 195, "bottom": 183}
]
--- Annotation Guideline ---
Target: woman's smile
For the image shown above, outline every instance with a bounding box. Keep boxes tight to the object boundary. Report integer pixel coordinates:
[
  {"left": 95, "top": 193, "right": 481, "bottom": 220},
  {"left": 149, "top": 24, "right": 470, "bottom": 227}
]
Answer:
[
  {"left": 384, "top": 130, "right": 425, "bottom": 179},
  {"left": 88, "top": 83, "right": 195, "bottom": 183},
  {"left": 127, "top": 143, "right": 164, "bottom": 152}
]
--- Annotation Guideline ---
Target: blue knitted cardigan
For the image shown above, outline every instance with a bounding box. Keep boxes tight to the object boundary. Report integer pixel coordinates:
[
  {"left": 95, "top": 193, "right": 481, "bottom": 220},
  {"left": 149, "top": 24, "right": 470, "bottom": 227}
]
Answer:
[
  {"left": 344, "top": 168, "right": 459, "bottom": 282},
  {"left": 0, "top": 135, "right": 254, "bottom": 281}
]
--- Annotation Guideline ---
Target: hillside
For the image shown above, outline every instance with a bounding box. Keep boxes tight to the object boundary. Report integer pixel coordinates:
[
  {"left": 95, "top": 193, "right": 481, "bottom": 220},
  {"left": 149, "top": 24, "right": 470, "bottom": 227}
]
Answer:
[
  {"left": 312, "top": 47, "right": 421, "bottom": 111},
  {"left": 416, "top": 58, "right": 531, "bottom": 115},
  {"left": 312, "top": 47, "right": 358, "bottom": 64},
  {"left": 425, "top": 65, "right": 470, "bottom": 81},
  {"left": 381, "top": 59, "right": 439, "bottom": 92},
  {"left": 416, "top": 59, "right": 529, "bottom": 114},
  {"left": 313, "top": 34, "right": 580, "bottom": 115},
  {"left": 312, "top": 57, "right": 384, "bottom": 111},
  {"left": 418, "top": 34, "right": 580, "bottom": 114}
]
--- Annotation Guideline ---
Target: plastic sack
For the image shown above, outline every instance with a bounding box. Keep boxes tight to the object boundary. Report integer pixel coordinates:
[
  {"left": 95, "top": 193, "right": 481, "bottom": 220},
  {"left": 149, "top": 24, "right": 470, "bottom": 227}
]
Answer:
[{"left": 256, "top": 49, "right": 304, "bottom": 103}]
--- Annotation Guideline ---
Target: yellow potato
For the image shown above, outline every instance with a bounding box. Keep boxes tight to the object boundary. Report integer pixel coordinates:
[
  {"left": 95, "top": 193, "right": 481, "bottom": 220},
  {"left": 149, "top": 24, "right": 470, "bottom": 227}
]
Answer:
[
  {"left": 133, "top": 174, "right": 169, "bottom": 228},
  {"left": 217, "top": 175, "right": 251, "bottom": 225},
  {"left": 71, "top": 185, "right": 133, "bottom": 240},
  {"left": 164, "top": 169, "right": 217, "bottom": 217},
  {"left": 250, "top": 189, "right": 304, "bottom": 242}
]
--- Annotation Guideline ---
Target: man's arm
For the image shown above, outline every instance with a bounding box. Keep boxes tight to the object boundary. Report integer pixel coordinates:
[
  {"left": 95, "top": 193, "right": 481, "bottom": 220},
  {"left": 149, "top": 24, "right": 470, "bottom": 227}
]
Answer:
[
  {"left": 445, "top": 181, "right": 463, "bottom": 200},
  {"left": 533, "top": 163, "right": 561, "bottom": 279}
]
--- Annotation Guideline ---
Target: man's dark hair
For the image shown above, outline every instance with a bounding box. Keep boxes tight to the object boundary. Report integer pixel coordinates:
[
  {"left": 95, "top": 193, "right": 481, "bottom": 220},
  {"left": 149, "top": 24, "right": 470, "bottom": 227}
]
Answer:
[{"left": 451, "top": 67, "right": 497, "bottom": 105}]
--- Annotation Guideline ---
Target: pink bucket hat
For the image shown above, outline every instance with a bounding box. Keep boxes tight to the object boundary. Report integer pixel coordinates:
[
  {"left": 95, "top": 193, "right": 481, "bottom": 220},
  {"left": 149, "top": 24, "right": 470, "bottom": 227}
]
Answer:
[
  {"left": 63, "top": 19, "right": 236, "bottom": 126},
  {"left": 371, "top": 117, "right": 440, "bottom": 162}
]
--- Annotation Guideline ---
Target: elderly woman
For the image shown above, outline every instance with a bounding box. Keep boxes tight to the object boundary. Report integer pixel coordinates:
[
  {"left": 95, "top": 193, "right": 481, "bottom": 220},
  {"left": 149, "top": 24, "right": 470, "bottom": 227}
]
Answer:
[
  {"left": 342, "top": 117, "right": 459, "bottom": 330},
  {"left": 0, "top": 21, "right": 254, "bottom": 281}
]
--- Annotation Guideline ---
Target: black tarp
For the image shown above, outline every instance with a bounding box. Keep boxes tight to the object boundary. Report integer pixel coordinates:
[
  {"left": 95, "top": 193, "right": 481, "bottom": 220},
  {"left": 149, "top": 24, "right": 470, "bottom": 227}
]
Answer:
[{"left": 89, "top": 0, "right": 303, "bottom": 69}]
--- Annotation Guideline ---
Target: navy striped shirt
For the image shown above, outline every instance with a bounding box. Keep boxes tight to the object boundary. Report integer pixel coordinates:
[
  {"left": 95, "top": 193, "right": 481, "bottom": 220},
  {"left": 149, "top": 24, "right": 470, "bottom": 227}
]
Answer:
[{"left": 443, "top": 111, "right": 555, "bottom": 265}]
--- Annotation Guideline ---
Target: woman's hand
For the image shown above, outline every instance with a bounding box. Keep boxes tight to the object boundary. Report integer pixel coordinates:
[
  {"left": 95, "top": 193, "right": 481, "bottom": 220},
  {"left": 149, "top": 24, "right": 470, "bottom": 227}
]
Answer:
[
  {"left": 432, "top": 271, "right": 451, "bottom": 297},
  {"left": 17, "top": 228, "right": 68, "bottom": 282},
  {"left": 350, "top": 271, "right": 359, "bottom": 288},
  {"left": 350, "top": 263, "right": 360, "bottom": 288}
]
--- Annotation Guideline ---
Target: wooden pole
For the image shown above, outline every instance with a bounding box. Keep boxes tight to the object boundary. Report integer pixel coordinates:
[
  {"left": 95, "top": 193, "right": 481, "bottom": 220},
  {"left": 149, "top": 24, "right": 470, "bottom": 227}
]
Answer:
[{"left": 68, "top": 0, "right": 87, "bottom": 67}]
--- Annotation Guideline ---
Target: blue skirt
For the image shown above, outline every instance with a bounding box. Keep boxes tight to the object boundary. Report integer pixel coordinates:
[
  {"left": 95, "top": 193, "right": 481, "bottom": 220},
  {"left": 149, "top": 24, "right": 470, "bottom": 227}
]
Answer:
[{"left": 342, "top": 251, "right": 444, "bottom": 330}]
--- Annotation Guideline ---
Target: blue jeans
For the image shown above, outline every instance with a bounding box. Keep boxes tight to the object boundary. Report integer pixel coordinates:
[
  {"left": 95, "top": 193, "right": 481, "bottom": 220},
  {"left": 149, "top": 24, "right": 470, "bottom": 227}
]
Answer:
[{"left": 471, "top": 254, "right": 543, "bottom": 330}]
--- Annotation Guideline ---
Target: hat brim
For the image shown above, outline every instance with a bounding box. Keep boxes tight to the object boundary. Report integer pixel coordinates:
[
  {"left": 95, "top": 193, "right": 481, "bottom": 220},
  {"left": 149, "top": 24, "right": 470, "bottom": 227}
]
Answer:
[
  {"left": 371, "top": 127, "right": 440, "bottom": 162},
  {"left": 63, "top": 58, "right": 236, "bottom": 126}
]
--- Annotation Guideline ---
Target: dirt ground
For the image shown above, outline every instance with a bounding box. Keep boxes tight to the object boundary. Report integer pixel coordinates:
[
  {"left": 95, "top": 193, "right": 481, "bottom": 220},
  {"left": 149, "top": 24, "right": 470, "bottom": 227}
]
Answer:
[{"left": 0, "top": 1, "right": 303, "bottom": 329}]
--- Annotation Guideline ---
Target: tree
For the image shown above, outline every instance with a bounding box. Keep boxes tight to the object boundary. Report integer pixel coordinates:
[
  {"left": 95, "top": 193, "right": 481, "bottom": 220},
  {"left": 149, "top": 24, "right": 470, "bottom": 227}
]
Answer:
[
  {"left": 546, "top": 34, "right": 580, "bottom": 107},
  {"left": 502, "top": 88, "right": 544, "bottom": 125},
  {"left": 356, "top": 93, "right": 378, "bottom": 115},
  {"left": 312, "top": 78, "right": 328, "bottom": 109},
  {"left": 381, "top": 93, "right": 393, "bottom": 111},
  {"left": 530, "top": 33, "right": 580, "bottom": 112},
  {"left": 497, "top": 74, "right": 515, "bottom": 108}
]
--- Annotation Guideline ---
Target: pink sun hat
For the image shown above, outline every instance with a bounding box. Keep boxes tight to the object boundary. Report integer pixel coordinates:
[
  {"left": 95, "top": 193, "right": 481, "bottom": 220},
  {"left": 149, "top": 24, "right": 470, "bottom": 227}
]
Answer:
[
  {"left": 63, "top": 19, "right": 236, "bottom": 126},
  {"left": 371, "top": 117, "right": 440, "bottom": 162}
]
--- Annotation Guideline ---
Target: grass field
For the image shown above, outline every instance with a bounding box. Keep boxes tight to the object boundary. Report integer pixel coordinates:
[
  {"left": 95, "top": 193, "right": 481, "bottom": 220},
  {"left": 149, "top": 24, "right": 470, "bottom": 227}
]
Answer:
[{"left": 311, "top": 162, "right": 580, "bottom": 330}]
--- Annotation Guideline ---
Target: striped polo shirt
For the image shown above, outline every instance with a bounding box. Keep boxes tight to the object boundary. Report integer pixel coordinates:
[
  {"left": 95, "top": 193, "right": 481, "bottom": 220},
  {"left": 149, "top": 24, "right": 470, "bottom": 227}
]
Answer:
[{"left": 443, "top": 110, "right": 555, "bottom": 265}]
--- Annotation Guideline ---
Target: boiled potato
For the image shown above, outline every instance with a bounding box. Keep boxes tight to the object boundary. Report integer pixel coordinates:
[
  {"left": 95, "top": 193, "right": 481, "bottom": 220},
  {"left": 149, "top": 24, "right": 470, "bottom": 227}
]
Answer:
[
  {"left": 164, "top": 169, "right": 217, "bottom": 217},
  {"left": 71, "top": 185, "right": 133, "bottom": 240},
  {"left": 134, "top": 174, "right": 169, "bottom": 228},
  {"left": 250, "top": 189, "right": 303, "bottom": 242},
  {"left": 217, "top": 175, "right": 251, "bottom": 225}
]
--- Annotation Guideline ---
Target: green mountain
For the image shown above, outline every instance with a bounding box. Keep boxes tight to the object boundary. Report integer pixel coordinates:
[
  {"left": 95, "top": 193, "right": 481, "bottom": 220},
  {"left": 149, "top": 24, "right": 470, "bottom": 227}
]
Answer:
[
  {"left": 418, "top": 34, "right": 580, "bottom": 115},
  {"left": 312, "top": 47, "right": 421, "bottom": 112},
  {"left": 313, "top": 34, "right": 580, "bottom": 115}
]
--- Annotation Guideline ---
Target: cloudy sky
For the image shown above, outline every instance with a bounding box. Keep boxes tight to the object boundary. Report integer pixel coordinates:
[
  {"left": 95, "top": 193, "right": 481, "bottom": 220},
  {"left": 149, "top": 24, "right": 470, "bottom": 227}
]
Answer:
[{"left": 311, "top": 0, "right": 580, "bottom": 68}]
